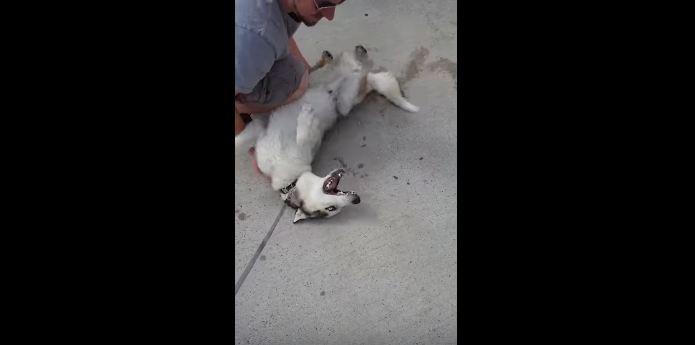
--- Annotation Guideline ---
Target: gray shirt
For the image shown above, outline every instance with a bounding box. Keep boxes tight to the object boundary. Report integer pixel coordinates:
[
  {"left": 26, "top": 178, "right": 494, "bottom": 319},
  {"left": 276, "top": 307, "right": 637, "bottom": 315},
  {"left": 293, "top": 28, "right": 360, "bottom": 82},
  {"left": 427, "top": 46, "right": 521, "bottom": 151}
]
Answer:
[{"left": 235, "top": 0, "right": 301, "bottom": 94}]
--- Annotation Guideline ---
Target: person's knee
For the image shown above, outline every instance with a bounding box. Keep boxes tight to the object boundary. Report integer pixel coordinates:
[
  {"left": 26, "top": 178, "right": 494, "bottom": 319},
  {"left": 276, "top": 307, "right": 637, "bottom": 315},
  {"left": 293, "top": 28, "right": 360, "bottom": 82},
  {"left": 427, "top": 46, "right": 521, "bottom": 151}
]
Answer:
[
  {"left": 237, "top": 68, "right": 308, "bottom": 114},
  {"left": 237, "top": 56, "right": 306, "bottom": 109}
]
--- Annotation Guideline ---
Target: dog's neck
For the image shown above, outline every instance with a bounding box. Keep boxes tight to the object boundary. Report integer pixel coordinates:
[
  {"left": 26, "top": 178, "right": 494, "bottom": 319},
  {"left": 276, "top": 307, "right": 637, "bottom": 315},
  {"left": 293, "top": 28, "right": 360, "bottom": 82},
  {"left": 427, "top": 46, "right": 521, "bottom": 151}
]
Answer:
[
  {"left": 287, "top": 171, "right": 315, "bottom": 191},
  {"left": 270, "top": 161, "right": 312, "bottom": 190},
  {"left": 279, "top": 171, "right": 318, "bottom": 208},
  {"left": 279, "top": 179, "right": 297, "bottom": 195}
]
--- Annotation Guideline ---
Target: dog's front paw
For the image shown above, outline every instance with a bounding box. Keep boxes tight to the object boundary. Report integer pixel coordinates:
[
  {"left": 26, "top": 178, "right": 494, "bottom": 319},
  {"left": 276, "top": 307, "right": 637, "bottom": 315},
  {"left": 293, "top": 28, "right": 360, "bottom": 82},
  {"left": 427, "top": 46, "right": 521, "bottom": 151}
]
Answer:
[
  {"left": 322, "top": 50, "right": 333, "bottom": 61},
  {"left": 300, "top": 103, "right": 314, "bottom": 114}
]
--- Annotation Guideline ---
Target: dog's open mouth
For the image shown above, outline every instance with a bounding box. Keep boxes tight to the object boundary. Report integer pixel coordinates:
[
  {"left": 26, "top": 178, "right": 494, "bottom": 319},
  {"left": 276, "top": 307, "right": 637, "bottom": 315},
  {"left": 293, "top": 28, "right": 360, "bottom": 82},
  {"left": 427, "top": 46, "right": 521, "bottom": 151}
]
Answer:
[{"left": 323, "top": 169, "right": 345, "bottom": 195}]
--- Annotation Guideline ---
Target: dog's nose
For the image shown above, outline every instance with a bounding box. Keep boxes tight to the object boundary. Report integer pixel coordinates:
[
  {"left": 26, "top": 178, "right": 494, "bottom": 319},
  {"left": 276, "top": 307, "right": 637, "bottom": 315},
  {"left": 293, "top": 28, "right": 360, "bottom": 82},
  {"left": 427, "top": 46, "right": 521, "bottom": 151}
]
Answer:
[{"left": 351, "top": 194, "right": 361, "bottom": 204}]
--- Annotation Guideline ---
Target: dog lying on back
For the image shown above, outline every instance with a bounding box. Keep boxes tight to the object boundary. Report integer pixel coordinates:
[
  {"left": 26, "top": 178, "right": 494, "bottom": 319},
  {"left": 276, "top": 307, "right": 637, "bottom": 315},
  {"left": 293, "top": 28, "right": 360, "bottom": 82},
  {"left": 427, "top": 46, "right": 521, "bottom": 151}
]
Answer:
[{"left": 235, "top": 45, "right": 418, "bottom": 223}]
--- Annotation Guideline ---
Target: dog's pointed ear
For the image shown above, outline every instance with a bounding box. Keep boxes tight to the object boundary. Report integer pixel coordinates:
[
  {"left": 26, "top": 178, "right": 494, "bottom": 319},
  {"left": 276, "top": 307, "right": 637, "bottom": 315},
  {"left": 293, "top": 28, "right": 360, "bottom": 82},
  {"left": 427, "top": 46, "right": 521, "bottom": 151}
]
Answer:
[{"left": 293, "top": 208, "right": 308, "bottom": 223}]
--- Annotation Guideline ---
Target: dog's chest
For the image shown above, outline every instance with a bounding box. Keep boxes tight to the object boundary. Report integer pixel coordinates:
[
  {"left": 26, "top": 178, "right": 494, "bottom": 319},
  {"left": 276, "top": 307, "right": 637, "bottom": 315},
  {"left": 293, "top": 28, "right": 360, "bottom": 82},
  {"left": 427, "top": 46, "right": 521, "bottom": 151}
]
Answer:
[{"left": 260, "top": 91, "right": 337, "bottom": 159}]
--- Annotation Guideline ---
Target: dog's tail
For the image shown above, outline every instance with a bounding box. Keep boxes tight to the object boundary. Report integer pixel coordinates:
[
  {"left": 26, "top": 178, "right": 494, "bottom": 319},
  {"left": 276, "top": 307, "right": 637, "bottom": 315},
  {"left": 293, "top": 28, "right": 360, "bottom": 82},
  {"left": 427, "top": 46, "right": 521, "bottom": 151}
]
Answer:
[{"left": 367, "top": 72, "right": 420, "bottom": 113}]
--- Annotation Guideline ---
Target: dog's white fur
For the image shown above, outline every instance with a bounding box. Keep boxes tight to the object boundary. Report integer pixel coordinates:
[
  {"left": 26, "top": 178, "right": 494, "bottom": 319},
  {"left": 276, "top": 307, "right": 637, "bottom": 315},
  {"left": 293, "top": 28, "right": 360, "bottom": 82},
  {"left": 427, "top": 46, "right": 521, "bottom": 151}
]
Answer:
[{"left": 235, "top": 46, "right": 418, "bottom": 222}]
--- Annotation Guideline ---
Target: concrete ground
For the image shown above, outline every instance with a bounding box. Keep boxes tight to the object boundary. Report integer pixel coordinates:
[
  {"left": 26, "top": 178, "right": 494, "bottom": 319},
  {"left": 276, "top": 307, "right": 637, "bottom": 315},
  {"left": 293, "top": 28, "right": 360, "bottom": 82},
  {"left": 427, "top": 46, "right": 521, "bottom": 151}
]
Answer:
[{"left": 235, "top": 0, "right": 457, "bottom": 344}]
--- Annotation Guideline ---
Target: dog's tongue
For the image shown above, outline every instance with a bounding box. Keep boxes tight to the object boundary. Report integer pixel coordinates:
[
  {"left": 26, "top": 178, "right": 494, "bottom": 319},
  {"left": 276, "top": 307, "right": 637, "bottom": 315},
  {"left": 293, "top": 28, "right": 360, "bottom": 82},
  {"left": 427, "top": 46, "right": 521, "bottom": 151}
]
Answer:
[
  {"left": 325, "top": 177, "right": 338, "bottom": 191},
  {"left": 324, "top": 175, "right": 344, "bottom": 193}
]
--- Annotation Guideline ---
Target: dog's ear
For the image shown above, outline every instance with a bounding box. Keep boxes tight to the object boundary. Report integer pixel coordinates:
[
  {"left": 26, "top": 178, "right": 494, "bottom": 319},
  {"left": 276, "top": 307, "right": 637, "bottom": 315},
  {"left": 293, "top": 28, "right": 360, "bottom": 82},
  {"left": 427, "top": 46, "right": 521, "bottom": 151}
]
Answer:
[{"left": 293, "top": 208, "right": 308, "bottom": 223}]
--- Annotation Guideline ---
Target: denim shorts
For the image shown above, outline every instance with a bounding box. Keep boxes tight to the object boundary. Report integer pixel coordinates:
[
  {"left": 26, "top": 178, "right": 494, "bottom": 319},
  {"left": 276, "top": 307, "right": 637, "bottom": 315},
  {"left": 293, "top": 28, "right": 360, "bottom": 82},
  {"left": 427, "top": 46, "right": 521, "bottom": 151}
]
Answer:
[{"left": 236, "top": 55, "right": 305, "bottom": 108}]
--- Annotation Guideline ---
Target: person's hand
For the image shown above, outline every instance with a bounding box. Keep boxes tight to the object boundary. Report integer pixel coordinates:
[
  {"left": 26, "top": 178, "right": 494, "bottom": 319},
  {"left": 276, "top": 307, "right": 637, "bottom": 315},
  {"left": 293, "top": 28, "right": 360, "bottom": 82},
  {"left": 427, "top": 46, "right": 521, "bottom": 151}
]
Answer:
[
  {"left": 235, "top": 91, "right": 245, "bottom": 136},
  {"left": 235, "top": 104, "right": 245, "bottom": 136}
]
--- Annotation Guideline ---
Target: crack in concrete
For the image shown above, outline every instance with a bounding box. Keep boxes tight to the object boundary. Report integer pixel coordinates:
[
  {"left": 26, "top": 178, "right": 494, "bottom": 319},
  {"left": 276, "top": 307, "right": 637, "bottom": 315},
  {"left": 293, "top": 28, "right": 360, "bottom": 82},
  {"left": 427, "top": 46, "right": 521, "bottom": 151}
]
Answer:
[{"left": 235, "top": 205, "right": 287, "bottom": 295}]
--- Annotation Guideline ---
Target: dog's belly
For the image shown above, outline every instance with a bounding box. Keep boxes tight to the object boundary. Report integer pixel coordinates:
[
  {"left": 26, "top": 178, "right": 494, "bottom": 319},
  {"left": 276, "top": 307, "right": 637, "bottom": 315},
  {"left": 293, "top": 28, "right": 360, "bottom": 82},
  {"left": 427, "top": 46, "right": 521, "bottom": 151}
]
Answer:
[{"left": 254, "top": 89, "right": 337, "bottom": 190}]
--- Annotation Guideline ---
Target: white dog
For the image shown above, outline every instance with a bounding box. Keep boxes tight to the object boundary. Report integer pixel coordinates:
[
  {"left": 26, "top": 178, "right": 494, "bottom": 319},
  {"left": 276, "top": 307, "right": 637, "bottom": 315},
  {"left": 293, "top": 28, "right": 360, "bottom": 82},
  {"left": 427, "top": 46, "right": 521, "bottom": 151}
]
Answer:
[{"left": 235, "top": 45, "right": 418, "bottom": 223}]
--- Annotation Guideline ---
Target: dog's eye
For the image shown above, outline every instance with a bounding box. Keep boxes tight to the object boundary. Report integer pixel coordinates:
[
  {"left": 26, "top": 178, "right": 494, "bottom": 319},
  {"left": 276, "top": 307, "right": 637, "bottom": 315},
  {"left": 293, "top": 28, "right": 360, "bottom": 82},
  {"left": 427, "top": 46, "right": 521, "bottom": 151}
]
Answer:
[{"left": 326, "top": 206, "right": 336, "bottom": 212}]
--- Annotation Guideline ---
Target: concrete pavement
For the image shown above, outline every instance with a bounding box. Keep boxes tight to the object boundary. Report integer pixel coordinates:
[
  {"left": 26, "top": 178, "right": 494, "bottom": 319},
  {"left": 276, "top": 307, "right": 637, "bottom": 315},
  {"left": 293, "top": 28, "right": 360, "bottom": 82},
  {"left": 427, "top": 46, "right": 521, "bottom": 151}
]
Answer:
[{"left": 235, "top": 1, "right": 457, "bottom": 343}]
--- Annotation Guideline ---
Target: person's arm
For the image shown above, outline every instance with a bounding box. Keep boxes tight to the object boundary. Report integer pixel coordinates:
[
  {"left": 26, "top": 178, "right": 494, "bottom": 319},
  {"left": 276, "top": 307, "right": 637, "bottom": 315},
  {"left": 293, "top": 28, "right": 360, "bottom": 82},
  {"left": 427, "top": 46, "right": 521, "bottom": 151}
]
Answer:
[
  {"left": 288, "top": 37, "right": 310, "bottom": 70},
  {"left": 235, "top": 29, "right": 276, "bottom": 133},
  {"left": 286, "top": 37, "right": 310, "bottom": 104},
  {"left": 235, "top": 90, "right": 245, "bottom": 135}
]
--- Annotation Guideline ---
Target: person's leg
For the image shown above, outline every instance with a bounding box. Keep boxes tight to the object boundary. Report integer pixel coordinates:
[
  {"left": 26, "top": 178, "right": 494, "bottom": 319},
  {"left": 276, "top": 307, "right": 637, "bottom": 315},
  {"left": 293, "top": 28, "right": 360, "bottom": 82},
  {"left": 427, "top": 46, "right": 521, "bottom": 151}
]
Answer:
[
  {"left": 236, "top": 72, "right": 305, "bottom": 175},
  {"left": 236, "top": 68, "right": 308, "bottom": 115},
  {"left": 235, "top": 55, "right": 308, "bottom": 116},
  {"left": 235, "top": 56, "right": 307, "bottom": 174}
]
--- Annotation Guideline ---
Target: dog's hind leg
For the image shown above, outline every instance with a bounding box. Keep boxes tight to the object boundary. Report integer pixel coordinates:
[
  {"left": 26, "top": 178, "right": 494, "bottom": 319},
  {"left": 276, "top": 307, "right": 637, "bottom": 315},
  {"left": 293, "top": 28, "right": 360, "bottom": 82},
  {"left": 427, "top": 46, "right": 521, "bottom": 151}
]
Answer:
[
  {"left": 367, "top": 71, "right": 420, "bottom": 113},
  {"left": 234, "top": 119, "right": 265, "bottom": 154}
]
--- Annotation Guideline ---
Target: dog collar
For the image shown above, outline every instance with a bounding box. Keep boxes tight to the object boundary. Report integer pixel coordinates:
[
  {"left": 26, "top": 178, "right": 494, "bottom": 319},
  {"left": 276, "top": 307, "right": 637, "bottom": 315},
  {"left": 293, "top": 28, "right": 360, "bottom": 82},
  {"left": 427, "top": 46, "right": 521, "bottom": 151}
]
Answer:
[{"left": 280, "top": 180, "right": 297, "bottom": 195}]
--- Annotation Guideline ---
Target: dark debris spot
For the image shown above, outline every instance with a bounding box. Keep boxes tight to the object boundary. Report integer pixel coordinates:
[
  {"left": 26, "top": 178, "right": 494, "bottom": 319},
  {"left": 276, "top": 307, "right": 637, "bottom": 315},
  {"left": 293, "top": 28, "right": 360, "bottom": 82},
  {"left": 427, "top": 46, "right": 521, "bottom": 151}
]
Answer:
[
  {"left": 362, "top": 136, "right": 366, "bottom": 141},
  {"left": 333, "top": 157, "right": 347, "bottom": 168},
  {"left": 365, "top": 13, "right": 368, "bottom": 16},
  {"left": 320, "top": 291, "right": 325, "bottom": 296},
  {"left": 358, "top": 163, "right": 364, "bottom": 169},
  {"left": 360, "top": 144, "right": 366, "bottom": 148},
  {"left": 419, "top": 157, "right": 424, "bottom": 160},
  {"left": 238, "top": 212, "right": 247, "bottom": 220},
  {"left": 260, "top": 255, "right": 266, "bottom": 261},
  {"left": 393, "top": 176, "right": 398, "bottom": 180}
]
